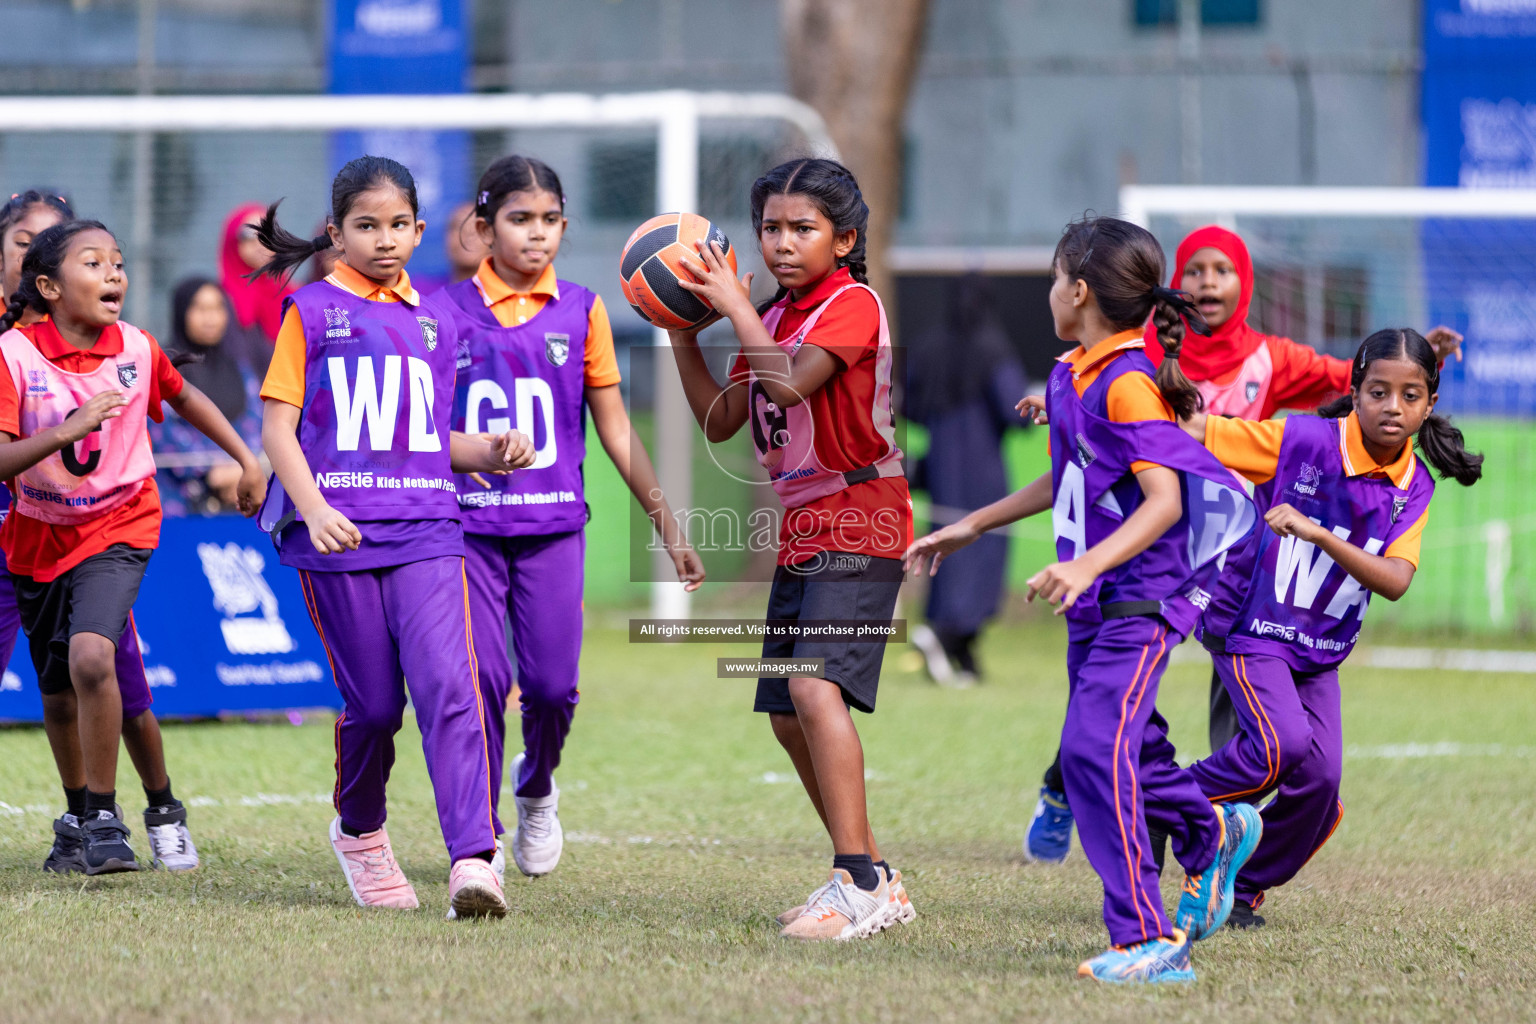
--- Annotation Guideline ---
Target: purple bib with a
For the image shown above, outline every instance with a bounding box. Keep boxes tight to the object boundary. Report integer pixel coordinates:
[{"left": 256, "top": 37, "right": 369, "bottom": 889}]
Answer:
[
  {"left": 443, "top": 277, "right": 593, "bottom": 537},
  {"left": 1207, "top": 415, "right": 1435, "bottom": 671},
  {"left": 1047, "top": 351, "right": 1257, "bottom": 635},
  {"left": 258, "top": 280, "right": 462, "bottom": 530}
]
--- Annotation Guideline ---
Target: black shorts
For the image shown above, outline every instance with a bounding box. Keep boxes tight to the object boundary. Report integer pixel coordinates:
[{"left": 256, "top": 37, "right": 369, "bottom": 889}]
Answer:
[
  {"left": 13, "top": 543, "right": 151, "bottom": 695},
  {"left": 753, "top": 552, "right": 904, "bottom": 716}
]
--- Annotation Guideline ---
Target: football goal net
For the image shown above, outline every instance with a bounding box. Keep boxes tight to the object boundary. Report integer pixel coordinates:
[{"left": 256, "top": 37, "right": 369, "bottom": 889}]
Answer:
[{"left": 0, "top": 91, "right": 838, "bottom": 617}]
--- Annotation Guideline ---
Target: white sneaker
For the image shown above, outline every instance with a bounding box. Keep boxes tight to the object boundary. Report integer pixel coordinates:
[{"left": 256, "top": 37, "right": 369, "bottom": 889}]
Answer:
[
  {"left": 509, "top": 752, "right": 563, "bottom": 877},
  {"left": 144, "top": 805, "right": 199, "bottom": 871},
  {"left": 910, "top": 624, "right": 956, "bottom": 684},
  {"left": 490, "top": 837, "right": 505, "bottom": 887},
  {"left": 779, "top": 868, "right": 897, "bottom": 941}
]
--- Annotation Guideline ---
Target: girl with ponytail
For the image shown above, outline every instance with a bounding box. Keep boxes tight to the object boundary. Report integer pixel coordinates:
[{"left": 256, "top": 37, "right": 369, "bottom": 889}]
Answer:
[
  {"left": 665, "top": 158, "right": 914, "bottom": 941},
  {"left": 1178, "top": 327, "right": 1481, "bottom": 930},
  {"left": 256, "top": 154, "right": 537, "bottom": 920},
  {"left": 906, "top": 215, "right": 1265, "bottom": 984}
]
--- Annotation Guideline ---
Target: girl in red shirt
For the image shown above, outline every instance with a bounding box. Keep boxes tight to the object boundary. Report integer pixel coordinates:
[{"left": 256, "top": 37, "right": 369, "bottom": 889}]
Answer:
[{"left": 670, "top": 159, "right": 914, "bottom": 941}]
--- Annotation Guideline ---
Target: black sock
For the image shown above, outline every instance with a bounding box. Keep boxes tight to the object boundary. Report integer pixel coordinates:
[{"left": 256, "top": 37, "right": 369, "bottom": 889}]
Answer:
[
  {"left": 86, "top": 789, "right": 116, "bottom": 817},
  {"left": 144, "top": 782, "right": 177, "bottom": 809},
  {"left": 474, "top": 849, "right": 494, "bottom": 863},
  {"left": 873, "top": 859, "right": 891, "bottom": 878},
  {"left": 833, "top": 853, "right": 878, "bottom": 892},
  {"left": 64, "top": 786, "right": 86, "bottom": 819},
  {"left": 339, "top": 821, "right": 365, "bottom": 838}
]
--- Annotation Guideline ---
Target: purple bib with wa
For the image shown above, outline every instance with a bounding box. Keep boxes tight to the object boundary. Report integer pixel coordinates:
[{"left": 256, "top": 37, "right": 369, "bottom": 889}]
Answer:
[
  {"left": 258, "top": 280, "right": 462, "bottom": 531},
  {"left": 443, "top": 277, "right": 593, "bottom": 537},
  {"left": 1047, "top": 352, "right": 1257, "bottom": 635},
  {"left": 1206, "top": 415, "right": 1435, "bottom": 671}
]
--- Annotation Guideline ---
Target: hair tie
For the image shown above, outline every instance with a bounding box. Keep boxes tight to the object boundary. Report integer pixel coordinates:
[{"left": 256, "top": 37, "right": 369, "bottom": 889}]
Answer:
[
  {"left": 1150, "top": 285, "right": 1187, "bottom": 303},
  {"left": 477, "top": 190, "right": 490, "bottom": 207}
]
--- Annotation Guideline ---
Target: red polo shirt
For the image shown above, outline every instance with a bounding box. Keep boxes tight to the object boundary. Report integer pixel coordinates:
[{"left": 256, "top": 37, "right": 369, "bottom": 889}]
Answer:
[
  {"left": 0, "top": 317, "right": 183, "bottom": 581},
  {"left": 730, "top": 268, "right": 912, "bottom": 565}
]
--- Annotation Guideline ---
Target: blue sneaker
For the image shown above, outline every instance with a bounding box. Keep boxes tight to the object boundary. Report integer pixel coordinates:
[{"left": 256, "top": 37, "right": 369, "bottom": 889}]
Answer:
[
  {"left": 1024, "top": 787, "right": 1073, "bottom": 863},
  {"left": 1077, "top": 928, "right": 1195, "bottom": 984},
  {"left": 1175, "top": 802, "right": 1263, "bottom": 941}
]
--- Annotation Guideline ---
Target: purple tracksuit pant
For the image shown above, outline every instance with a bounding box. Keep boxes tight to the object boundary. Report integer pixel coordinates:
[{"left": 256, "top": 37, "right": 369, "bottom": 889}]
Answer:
[
  {"left": 1059, "top": 616, "right": 1222, "bottom": 947},
  {"left": 0, "top": 573, "right": 153, "bottom": 718},
  {"left": 1189, "top": 651, "right": 1344, "bottom": 907},
  {"left": 463, "top": 530, "right": 583, "bottom": 832},
  {"left": 297, "top": 557, "right": 497, "bottom": 863}
]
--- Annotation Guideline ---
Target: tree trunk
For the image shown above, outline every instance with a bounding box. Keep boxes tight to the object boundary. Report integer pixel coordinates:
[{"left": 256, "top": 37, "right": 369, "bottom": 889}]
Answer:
[{"left": 780, "top": 0, "right": 930, "bottom": 312}]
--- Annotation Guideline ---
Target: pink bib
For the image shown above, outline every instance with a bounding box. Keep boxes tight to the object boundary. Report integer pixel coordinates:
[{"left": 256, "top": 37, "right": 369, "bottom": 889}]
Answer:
[
  {"left": 1197, "top": 340, "right": 1273, "bottom": 419},
  {"left": 751, "top": 283, "right": 904, "bottom": 509},
  {"left": 0, "top": 323, "right": 156, "bottom": 524}
]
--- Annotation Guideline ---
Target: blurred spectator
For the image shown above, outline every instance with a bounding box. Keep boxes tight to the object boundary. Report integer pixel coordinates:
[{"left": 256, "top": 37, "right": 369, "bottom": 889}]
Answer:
[
  {"left": 904, "top": 274, "right": 1030, "bottom": 686},
  {"left": 220, "top": 202, "right": 293, "bottom": 371},
  {"left": 445, "top": 200, "right": 489, "bottom": 283},
  {"left": 152, "top": 277, "right": 264, "bottom": 517}
]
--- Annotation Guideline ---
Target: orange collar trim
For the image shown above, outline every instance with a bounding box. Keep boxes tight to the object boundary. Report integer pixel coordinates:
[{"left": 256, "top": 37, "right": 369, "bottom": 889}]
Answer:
[{"left": 1338, "top": 412, "right": 1415, "bottom": 489}]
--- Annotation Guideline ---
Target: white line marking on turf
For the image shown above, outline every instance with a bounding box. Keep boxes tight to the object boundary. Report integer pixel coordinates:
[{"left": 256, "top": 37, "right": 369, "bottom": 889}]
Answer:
[
  {"left": 1345, "top": 742, "right": 1536, "bottom": 760},
  {"left": 1171, "top": 643, "right": 1536, "bottom": 674}
]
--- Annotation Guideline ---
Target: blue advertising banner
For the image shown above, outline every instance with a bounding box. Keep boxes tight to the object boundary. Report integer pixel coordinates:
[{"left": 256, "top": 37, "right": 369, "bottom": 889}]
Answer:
[
  {"left": 326, "top": 0, "right": 470, "bottom": 288},
  {"left": 0, "top": 517, "right": 337, "bottom": 722},
  {"left": 1422, "top": 0, "right": 1536, "bottom": 415}
]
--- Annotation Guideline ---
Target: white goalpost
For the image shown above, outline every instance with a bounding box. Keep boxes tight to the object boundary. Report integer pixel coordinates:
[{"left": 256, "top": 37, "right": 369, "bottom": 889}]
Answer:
[
  {"left": 0, "top": 91, "right": 839, "bottom": 619},
  {"left": 1120, "top": 183, "right": 1536, "bottom": 636}
]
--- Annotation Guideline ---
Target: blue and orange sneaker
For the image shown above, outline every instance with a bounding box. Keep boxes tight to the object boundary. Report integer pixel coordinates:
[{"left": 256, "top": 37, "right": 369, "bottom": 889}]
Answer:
[
  {"left": 1024, "top": 787, "right": 1073, "bottom": 863},
  {"left": 1077, "top": 928, "right": 1195, "bottom": 984},
  {"left": 1176, "top": 802, "right": 1263, "bottom": 941}
]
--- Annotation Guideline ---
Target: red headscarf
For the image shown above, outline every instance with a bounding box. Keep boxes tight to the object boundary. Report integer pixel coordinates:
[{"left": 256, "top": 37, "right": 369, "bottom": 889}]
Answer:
[
  {"left": 1143, "top": 224, "right": 1264, "bottom": 382},
  {"left": 220, "top": 203, "right": 294, "bottom": 343}
]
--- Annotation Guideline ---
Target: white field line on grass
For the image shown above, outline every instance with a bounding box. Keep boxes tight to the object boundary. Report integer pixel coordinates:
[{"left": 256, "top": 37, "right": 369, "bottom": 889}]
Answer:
[{"left": 1170, "top": 644, "right": 1536, "bottom": 674}]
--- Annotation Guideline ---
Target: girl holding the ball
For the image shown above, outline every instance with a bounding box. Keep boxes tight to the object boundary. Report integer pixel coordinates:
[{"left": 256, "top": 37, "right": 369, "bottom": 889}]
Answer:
[
  {"left": 440, "top": 155, "right": 703, "bottom": 880},
  {"left": 668, "top": 158, "right": 914, "bottom": 942}
]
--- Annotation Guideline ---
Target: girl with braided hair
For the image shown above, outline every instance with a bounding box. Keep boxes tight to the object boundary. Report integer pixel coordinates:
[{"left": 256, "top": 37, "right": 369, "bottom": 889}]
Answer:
[
  {"left": 906, "top": 216, "right": 1263, "bottom": 983},
  {"left": 669, "top": 158, "right": 914, "bottom": 941}
]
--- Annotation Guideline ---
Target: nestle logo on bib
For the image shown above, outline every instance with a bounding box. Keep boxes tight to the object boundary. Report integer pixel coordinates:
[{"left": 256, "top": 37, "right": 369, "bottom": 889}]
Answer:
[
  {"left": 323, "top": 306, "right": 353, "bottom": 340},
  {"left": 25, "top": 369, "right": 49, "bottom": 396},
  {"left": 117, "top": 362, "right": 138, "bottom": 388},
  {"left": 1293, "top": 463, "right": 1322, "bottom": 496}
]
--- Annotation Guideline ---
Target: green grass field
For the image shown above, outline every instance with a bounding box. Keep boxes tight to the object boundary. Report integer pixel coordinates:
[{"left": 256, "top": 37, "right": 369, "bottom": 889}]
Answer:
[{"left": 1, "top": 621, "right": 1532, "bottom": 1023}]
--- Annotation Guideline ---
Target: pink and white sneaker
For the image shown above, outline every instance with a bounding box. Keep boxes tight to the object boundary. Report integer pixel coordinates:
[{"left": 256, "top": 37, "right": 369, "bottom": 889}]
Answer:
[
  {"left": 447, "top": 857, "right": 508, "bottom": 920},
  {"left": 328, "top": 817, "right": 418, "bottom": 909}
]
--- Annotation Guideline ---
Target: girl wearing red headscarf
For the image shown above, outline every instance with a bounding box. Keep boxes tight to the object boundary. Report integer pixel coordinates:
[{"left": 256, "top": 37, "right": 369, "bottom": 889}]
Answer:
[
  {"left": 219, "top": 204, "right": 294, "bottom": 368},
  {"left": 1143, "top": 225, "right": 1462, "bottom": 418}
]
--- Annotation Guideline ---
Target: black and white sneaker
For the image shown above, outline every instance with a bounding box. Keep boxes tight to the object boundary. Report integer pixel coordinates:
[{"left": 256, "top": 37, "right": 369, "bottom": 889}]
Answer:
[
  {"left": 43, "top": 813, "right": 87, "bottom": 874},
  {"left": 83, "top": 810, "right": 140, "bottom": 875},
  {"left": 144, "top": 804, "right": 199, "bottom": 871}
]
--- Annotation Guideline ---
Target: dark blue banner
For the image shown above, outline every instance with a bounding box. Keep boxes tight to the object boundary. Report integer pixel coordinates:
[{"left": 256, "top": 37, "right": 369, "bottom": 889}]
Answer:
[
  {"left": 0, "top": 517, "right": 338, "bottom": 722},
  {"left": 326, "top": 0, "right": 470, "bottom": 288},
  {"left": 1422, "top": 0, "right": 1536, "bottom": 415}
]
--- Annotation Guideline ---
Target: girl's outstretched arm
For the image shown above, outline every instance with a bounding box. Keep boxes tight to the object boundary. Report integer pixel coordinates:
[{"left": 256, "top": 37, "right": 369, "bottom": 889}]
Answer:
[
  {"left": 1264, "top": 502, "right": 1416, "bottom": 600},
  {"left": 167, "top": 382, "right": 265, "bottom": 516},
  {"left": 0, "top": 390, "right": 127, "bottom": 480},
  {"left": 588, "top": 383, "right": 704, "bottom": 591},
  {"left": 905, "top": 471, "right": 1053, "bottom": 576},
  {"left": 261, "top": 398, "right": 361, "bottom": 554},
  {"left": 1027, "top": 465, "right": 1182, "bottom": 613}
]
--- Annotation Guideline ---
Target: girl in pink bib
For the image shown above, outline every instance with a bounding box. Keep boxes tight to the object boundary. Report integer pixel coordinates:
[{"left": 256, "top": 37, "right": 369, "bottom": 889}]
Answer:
[{"left": 0, "top": 219, "right": 264, "bottom": 875}]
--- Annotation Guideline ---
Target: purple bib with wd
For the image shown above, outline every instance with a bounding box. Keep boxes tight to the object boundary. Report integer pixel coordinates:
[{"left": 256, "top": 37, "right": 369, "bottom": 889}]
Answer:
[
  {"left": 443, "top": 277, "right": 593, "bottom": 537},
  {"left": 1047, "top": 352, "right": 1257, "bottom": 635},
  {"left": 1207, "top": 415, "right": 1435, "bottom": 671},
  {"left": 258, "top": 280, "right": 462, "bottom": 531}
]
